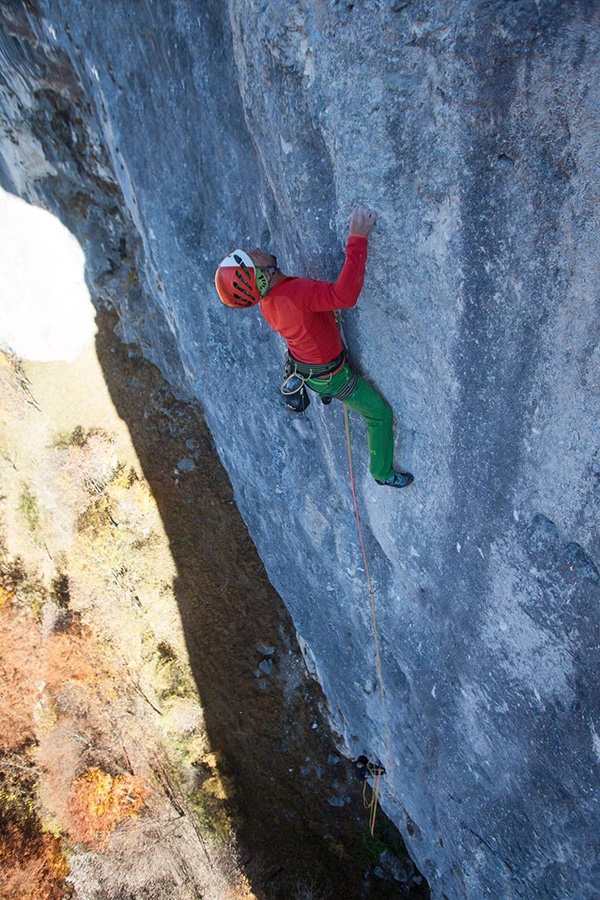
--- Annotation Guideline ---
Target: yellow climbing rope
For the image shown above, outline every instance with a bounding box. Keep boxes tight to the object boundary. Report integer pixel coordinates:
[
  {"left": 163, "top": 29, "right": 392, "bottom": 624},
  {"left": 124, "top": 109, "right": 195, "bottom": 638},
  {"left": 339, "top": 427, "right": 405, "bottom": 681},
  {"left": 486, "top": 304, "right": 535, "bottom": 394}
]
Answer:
[
  {"left": 362, "top": 764, "right": 383, "bottom": 836},
  {"left": 342, "top": 403, "right": 396, "bottom": 834}
]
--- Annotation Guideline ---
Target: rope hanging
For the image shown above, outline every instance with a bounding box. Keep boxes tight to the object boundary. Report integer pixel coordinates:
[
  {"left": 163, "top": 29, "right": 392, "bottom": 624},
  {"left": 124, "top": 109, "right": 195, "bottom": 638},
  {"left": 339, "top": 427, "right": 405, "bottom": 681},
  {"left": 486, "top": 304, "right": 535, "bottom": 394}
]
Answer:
[
  {"left": 362, "top": 766, "right": 383, "bottom": 836},
  {"left": 342, "top": 403, "right": 396, "bottom": 832}
]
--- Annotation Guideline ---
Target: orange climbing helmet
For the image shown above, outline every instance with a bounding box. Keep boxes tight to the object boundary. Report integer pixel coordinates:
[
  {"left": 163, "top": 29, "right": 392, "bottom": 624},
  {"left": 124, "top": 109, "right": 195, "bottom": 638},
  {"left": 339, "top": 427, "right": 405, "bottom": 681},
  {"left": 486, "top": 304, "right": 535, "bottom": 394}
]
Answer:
[{"left": 215, "top": 249, "right": 267, "bottom": 308}]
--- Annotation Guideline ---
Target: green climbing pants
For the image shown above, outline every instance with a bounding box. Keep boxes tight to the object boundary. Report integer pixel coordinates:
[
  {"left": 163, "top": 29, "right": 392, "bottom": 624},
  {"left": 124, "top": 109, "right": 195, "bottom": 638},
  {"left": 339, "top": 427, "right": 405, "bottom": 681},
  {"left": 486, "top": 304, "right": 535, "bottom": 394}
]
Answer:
[{"left": 306, "top": 363, "right": 394, "bottom": 483}]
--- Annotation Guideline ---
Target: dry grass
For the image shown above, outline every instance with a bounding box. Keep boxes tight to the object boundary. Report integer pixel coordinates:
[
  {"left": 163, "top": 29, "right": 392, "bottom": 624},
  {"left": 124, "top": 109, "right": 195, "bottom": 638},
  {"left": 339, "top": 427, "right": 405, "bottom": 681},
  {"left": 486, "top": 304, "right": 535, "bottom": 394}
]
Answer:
[
  {"left": 0, "top": 602, "right": 42, "bottom": 752},
  {"left": 0, "top": 593, "right": 70, "bottom": 900}
]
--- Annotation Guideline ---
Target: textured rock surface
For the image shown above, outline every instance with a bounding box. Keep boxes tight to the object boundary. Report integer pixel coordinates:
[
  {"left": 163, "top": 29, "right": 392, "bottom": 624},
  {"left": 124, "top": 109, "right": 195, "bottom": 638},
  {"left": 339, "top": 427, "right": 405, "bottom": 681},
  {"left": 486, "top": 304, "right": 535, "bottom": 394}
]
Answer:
[{"left": 1, "top": 2, "right": 599, "bottom": 897}]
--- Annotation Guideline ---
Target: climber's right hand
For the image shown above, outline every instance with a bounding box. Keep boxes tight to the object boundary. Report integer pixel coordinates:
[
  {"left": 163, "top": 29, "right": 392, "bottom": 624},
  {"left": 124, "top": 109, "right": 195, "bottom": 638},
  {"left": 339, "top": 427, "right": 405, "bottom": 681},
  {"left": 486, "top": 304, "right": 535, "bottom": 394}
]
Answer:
[
  {"left": 349, "top": 205, "right": 377, "bottom": 236},
  {"left": 248, "top": 248, "right": 277, "bottom": 269}
]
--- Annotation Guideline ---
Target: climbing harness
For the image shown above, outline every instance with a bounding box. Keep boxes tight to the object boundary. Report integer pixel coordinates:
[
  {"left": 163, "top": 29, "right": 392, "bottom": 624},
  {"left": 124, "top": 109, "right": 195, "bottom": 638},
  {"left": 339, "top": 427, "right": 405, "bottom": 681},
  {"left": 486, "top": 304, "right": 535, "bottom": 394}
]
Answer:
[
  {"left": 289, "top": 349, "right": 359, "bottom": 405},
  {"left": 343, "top": 404, "right": 396, "bottom": 834},
  {"left": 288, "top": 349, "right": 345, "bottom": 378},
  {"left": 282, "top": 351, "right": 354, "bottom": 412},
  {"left": 302, "top": 361, "right": 359, "bottom": 403}
]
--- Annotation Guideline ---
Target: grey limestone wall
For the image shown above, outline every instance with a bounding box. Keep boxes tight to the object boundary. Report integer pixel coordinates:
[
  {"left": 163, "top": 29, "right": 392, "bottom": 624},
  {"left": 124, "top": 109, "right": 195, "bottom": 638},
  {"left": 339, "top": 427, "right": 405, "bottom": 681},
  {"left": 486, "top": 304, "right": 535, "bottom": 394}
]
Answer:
[{"left": 1, "top": 2, "right": 599, "bottom": 897}]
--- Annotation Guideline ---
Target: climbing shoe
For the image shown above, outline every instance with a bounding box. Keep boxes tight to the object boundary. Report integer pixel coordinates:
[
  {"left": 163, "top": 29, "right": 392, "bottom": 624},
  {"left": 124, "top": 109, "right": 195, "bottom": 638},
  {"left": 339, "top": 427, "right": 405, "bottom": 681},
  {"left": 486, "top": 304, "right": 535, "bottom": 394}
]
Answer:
[{"left": 375, "top": 471, "right": 414, "bottom": 489}]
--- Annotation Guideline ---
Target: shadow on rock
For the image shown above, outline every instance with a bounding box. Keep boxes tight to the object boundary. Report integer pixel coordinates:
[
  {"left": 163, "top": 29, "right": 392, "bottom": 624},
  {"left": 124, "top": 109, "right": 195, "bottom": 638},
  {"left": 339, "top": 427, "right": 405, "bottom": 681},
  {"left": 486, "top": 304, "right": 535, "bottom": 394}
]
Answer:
[{"left": 94, "top": 307, "right": 428, "bottom": 900}]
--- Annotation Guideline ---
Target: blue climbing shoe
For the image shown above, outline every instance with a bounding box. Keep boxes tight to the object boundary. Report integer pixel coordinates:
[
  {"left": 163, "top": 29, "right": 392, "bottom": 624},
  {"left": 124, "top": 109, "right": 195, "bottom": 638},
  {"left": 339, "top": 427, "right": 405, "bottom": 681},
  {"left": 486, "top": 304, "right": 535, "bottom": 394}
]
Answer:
[{"left": 375, "top": 471, "right": 414, "bottom": 489}]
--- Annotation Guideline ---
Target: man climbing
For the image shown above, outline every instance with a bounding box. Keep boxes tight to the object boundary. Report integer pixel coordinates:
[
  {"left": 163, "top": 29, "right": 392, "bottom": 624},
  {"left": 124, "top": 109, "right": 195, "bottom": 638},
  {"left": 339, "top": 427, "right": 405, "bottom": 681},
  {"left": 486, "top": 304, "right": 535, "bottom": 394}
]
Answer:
[
  {"left": 214, "top": 205, "right": 413, "bottom": 489},
  {"left": 355, "top": 755, "right": 387, "bottom": 780}
]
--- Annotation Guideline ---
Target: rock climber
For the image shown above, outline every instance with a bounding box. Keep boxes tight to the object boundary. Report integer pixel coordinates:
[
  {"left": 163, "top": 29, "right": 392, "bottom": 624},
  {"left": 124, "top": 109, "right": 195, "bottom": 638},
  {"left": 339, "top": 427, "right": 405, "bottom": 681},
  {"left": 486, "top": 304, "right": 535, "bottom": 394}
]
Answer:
[
  {"left": 214, "top": 205, "right": 413, "bottom": 489},
  {"left": 355, "top": 755, "right": 387, "bottom": 779}
]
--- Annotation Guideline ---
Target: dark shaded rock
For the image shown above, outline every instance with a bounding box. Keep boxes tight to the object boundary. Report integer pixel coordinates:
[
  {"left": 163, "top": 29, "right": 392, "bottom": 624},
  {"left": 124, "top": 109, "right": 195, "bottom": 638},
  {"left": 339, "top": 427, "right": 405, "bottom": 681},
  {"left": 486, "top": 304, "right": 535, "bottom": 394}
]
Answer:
[
  {"left": 380, "top": 849, "right": 416, "bottom": 883},
  {"left": 258, "top": 658, "right": 274, "bottom": 676},
  {"left": 176, "top": 457, "right": 195, "bottom": 473},
  {"left": 373, "top": 865, "right": 391, "bottom": 880}
]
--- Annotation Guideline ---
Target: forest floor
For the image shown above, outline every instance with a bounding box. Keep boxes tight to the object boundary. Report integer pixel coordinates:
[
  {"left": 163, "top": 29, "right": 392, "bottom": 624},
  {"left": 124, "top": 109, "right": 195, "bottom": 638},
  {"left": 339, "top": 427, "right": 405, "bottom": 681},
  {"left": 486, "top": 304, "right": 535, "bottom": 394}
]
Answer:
[{"left": 0, "top": 307, "right": 427, "bottom": 900}]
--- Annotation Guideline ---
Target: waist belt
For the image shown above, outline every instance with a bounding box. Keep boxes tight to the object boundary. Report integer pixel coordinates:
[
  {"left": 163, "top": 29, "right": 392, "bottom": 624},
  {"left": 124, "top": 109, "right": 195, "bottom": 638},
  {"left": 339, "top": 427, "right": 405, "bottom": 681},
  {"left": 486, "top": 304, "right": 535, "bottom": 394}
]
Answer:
[{"left": 288, "top": 350, "right": 345, "bottom": 379}]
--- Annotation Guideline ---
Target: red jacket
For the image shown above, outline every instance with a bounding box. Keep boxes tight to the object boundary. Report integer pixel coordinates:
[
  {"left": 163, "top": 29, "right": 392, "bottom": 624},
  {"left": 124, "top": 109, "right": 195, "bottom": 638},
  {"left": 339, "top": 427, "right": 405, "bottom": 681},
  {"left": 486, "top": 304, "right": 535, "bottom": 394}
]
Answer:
[{"left": 259, "top": 234, "right": 368, "bottom": 364}]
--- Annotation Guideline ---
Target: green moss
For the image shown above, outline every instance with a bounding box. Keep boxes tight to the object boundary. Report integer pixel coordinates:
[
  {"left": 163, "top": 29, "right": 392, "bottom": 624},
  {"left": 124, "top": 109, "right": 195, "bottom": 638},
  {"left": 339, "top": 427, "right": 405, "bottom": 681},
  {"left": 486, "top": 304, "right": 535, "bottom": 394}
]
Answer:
[
  {"left": 359, "top": 804, "right": 411, "bottom": 867},
  {"left": 188, "top": 789, "right": 235, "bottom": 842},
  {"left": 156, "top": 653, "right": 196, "bottom": 702},
  {"left": 18, "top": 486, "right": 40, "bottom": 533}
]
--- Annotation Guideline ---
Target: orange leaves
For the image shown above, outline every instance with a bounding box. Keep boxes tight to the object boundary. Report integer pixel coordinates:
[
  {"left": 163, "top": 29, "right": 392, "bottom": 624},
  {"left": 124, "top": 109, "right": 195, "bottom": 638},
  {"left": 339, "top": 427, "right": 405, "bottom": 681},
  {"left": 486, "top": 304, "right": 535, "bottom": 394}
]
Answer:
[
  {"left": 66, "top": 766, "right": 147, "bottom": 847},
  {"left": 0, "top": 825, "right": 69, "bottom": 900},
  {"left": 0, "top": 604, "right": 42, "bottom": 752},
  {"left": 43, "top": 625, "right": 100, "bottom": 691}
]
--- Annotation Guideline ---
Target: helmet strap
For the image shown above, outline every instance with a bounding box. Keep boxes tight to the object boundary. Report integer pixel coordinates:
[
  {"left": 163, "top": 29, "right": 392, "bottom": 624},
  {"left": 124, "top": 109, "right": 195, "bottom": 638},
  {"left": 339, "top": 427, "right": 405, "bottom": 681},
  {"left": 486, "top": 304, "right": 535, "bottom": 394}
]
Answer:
[{"left": 255, "top": 267, "right": 269, "bottom": 297}]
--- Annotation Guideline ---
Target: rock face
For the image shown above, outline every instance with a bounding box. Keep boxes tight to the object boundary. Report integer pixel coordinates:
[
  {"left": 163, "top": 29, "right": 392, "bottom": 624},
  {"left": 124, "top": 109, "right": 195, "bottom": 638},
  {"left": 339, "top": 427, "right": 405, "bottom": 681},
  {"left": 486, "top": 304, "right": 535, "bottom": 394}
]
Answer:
[{"left": 1, "top": 2, "right": 599, "bottom": 897}]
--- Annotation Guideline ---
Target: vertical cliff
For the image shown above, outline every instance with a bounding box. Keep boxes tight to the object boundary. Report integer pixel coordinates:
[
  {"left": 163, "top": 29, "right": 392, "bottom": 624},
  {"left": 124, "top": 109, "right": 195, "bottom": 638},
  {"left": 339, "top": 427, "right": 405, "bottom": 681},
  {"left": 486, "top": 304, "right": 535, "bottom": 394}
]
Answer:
[{"left": 1, "top": 2, "right": 599, "bottom": 898}]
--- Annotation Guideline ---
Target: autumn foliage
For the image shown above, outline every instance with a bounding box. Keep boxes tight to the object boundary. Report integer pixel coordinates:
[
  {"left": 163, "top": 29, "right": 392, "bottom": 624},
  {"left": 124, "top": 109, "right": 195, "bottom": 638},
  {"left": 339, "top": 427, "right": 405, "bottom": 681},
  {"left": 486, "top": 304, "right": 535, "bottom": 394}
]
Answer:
[
  {"left": 0, "top": 824, "right": 69, "bottom": 900},
  {"left": 66, "top": 766, "right": 147, "bottom": 848}
]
